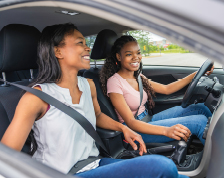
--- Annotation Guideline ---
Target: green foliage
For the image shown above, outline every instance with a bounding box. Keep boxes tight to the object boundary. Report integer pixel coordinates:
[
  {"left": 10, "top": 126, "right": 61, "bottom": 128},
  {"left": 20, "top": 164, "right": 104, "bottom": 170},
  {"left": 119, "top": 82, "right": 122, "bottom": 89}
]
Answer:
[
  {"left": 162, "top": 49, "right": 191, "bottom": 53},
  {"left": 159, "top": 46, "right": 164, "bottom": 51},
  {"left": 111, "top": 30, "right": 193, "bottom": 56},
  {"left": 167, "top": 44, "right": 179, "bottom": 49},
  {"left": 128, "top": 30, "right": 151, "bottom": 55},
  {"left": 149, "top": 45, "right": 158, "bottom": 52},
  {"left": 126, "top": 30, "right": 191, "bottom": 56}
]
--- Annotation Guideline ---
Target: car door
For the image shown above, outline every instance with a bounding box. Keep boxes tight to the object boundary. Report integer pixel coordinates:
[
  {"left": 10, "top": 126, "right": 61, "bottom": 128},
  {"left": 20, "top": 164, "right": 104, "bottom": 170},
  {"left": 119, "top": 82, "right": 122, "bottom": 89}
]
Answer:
[
  {"left": 126, "top": 29, "right": 224, "bottom": 114},
  {"left": 142, "top": 65, "right": 192, "bottom": 114},
  {"left": 142, "top": 56, "right": 224, "bottom": 114}
]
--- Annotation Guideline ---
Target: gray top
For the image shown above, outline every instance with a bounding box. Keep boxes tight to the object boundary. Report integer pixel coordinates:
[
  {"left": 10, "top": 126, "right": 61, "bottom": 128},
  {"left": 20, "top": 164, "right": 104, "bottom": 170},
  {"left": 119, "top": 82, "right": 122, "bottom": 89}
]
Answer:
[{"left": 32, "top": 76, "right": 99, "bottom": 173}]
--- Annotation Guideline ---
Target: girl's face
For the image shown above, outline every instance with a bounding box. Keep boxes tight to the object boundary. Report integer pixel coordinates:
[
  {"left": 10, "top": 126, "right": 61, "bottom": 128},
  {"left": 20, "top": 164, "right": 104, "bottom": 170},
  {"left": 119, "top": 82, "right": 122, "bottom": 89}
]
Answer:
[
  {"left": 55, "top": 30, "right": 91, "bottom": 71},
  {"left": 116, "top": 41, "right": 142, "bottom": 72}
]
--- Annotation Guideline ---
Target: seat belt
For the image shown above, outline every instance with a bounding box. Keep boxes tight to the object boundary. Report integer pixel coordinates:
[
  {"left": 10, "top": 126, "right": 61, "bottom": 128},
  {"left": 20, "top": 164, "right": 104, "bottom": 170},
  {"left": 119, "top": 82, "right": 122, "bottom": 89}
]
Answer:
[
  {"left": 134, "top": 75, "right": 143, "bottom": 119},
  {"left": 0, "top": 78, "right": 109, "bottom": 155},
  {"left": 134, "top": 75, "right": 152, "bottom": 122}
]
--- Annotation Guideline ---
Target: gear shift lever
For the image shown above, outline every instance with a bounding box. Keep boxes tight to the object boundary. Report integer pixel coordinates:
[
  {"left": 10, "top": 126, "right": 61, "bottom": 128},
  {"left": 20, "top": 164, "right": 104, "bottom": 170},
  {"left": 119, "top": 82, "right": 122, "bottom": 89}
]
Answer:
[{"left": 171, "top": 139, "right": 187, "bottom": 165}]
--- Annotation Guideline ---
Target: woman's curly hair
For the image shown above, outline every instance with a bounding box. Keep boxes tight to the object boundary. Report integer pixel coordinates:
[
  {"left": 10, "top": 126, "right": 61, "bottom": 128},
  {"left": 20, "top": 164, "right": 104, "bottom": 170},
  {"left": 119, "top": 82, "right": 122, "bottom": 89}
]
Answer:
[{"left": 100, "top": 35, "right": 155, "bottom": 109}]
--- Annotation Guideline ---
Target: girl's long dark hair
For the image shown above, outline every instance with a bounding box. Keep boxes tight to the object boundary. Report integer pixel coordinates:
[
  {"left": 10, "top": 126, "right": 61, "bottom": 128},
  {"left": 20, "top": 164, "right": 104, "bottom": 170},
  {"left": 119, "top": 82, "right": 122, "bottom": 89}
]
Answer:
[
  {"left": 28, "top": 23, "right": 78, "bottom": 156},
  {"left": 100, "top": 35, "right": 155, "bottom": 109}
]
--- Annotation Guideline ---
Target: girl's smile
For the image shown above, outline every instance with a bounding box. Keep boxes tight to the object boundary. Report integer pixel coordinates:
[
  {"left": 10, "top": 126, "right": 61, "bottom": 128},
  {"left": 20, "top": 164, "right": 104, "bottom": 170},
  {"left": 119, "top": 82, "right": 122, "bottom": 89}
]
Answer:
[{"left": 130, "top": 61, "right": 140, "bottom": 68}]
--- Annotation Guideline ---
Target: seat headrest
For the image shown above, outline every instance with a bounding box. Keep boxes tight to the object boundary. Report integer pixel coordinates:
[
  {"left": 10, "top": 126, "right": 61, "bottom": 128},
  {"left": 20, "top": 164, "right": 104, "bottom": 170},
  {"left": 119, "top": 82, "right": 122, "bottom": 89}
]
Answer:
[
  {"left": 0, "top": 24, "right": 40, "bottom": 73},
  {"left": 91, "top": 29, "right": 118, "bottom": 60}
]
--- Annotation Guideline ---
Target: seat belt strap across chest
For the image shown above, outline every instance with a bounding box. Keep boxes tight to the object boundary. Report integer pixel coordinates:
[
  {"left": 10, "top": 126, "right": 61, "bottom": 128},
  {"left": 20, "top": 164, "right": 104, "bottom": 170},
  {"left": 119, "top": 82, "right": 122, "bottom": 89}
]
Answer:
[
  {"left": 134, "top": 75, "right": 152, "bottom": 122},
  {"left": 134, "top": 75, "right": 143, "bottom": 119},
  {"left": 0, "top": 78, "right": 109, "bottom": 154}
]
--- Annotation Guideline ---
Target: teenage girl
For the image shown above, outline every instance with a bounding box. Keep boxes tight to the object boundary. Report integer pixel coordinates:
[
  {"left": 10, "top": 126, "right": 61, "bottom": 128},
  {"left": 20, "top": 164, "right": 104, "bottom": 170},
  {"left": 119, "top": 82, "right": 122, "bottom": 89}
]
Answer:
[{"left": 100, "top": 35, "right": 213, "bottom": 145}]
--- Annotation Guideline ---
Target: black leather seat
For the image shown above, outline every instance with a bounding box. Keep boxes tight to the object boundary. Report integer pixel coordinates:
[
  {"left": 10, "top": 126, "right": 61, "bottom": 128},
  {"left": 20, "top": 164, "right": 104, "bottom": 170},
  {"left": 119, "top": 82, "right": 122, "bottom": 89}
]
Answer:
[
  {"left": 0, "top": 24, "right": 40, "bottom": 146},
  {"left": 0, "top": 24, "right": 39, "bottom": 85}
]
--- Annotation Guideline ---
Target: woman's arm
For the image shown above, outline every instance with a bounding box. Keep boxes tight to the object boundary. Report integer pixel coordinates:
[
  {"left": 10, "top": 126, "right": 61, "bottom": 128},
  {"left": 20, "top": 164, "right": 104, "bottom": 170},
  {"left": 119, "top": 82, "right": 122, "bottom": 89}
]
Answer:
[
  {"left": 1, "top": 87, "right": 48, "bottom": 151},
  {"left": 87, "top": 79, "right": 147, "bottom": 155},
  {"left": 108, "top": 92, "right": 191, "bottom": 141},
  {"left": 149, "top": 65, "right": 214, "bottom": 95},
  {"left": 149, "top": 72, "right": 197, "bottom": 95}
]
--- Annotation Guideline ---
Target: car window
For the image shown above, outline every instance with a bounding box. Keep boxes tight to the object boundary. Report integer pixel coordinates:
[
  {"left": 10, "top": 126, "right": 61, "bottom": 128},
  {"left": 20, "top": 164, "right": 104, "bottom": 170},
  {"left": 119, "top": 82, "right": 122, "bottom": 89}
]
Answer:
[
  {"left": 85, "top": 35, "right": 105, "bottom": 65},
  {"left": 126, "top": 30, "right": 222, "bottom": 68},
  {"left": 85, "top": 35, "right": 96, "bottom": 50}
]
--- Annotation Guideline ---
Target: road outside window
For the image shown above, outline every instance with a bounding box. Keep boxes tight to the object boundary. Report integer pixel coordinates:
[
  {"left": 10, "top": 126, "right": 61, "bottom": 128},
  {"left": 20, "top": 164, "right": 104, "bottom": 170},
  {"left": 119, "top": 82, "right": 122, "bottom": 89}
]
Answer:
[
  {"left": 126, "top": 30, "right": 222, "bottom": 68},
  {"left": 86, "top": 31, "right": 222, "bottom": 68}
]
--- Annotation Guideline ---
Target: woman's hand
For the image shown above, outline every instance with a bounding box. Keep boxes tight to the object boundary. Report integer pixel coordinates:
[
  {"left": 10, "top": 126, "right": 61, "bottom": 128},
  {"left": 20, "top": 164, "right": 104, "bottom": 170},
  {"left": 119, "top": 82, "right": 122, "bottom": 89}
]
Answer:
[
  {"left": 205, "top": 65, "right": 214, "bottom": 76},
  {"left": 164, "top": 124, "right": 191, "bottom": 142},
  {"left": 122, "top": 126, "right": 147, "bottom": 156}
]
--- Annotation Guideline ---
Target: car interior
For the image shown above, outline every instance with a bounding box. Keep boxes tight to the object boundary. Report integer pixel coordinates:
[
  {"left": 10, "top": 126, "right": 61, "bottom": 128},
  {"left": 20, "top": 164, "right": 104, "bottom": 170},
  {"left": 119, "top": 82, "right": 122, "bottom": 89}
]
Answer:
[{"left": 0, "top": 1, "right": 224, "bottom": 178}]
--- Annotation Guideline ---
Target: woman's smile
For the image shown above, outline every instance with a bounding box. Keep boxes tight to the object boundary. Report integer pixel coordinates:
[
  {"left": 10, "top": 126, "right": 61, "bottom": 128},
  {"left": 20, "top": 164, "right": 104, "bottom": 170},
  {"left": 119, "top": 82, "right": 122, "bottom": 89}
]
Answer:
[
  {"left": 82, "top": 55, "right": 90, "bottom": 61},
  {"left": 130, "top": 61, "right": 140, "bottom": 68}
]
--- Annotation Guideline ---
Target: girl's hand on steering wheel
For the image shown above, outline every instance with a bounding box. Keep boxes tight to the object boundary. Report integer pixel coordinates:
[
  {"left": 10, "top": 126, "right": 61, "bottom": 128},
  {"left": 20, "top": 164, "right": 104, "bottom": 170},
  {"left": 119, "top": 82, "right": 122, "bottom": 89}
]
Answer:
[
  {"left": 122, "top": 126, "right": 147, "bottom": 156},
  {"left": 205, "top": 65, "right": 214, "bottom": 76},
  {"left": 164, "top": 124, "right": 191, "bottom": 142}
]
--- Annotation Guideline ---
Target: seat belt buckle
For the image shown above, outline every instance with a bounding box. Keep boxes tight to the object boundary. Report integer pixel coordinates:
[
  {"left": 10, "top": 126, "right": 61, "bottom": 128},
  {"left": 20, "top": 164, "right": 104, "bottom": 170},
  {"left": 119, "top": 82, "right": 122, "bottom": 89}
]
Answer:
[{"left": 123, "top": 139, "right": 130, "bottom": 150}]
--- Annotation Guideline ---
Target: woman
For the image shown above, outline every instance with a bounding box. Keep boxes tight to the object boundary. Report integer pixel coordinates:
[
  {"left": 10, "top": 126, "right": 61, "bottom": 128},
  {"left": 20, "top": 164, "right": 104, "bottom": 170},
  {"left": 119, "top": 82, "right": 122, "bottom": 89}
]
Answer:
[
  {"left": 0, "top": 24, "right": 188, "bottom": 178},
  {"left": 100, "top": 35, "right": 213, "bottom": 145}
]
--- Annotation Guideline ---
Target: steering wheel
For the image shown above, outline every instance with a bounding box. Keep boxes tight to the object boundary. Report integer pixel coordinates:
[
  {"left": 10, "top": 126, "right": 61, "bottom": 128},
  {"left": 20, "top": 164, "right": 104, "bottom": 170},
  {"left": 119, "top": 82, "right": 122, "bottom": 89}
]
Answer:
[{"left": 181, "top": 59, "right": 214, "bottom": 108}]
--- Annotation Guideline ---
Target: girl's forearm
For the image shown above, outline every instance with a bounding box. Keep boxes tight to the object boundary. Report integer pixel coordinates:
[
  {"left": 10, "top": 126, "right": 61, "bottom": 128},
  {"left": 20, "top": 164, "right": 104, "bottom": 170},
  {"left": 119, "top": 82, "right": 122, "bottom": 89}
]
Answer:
[
  {"left": 165, "top": 71, "right": 197, "bottom": 95},
  {"left": 182, "top": 71, "right": 197, "bottom": 83},
  {"left": 127, "top": 119, "right": 168, "bottom": 136}
]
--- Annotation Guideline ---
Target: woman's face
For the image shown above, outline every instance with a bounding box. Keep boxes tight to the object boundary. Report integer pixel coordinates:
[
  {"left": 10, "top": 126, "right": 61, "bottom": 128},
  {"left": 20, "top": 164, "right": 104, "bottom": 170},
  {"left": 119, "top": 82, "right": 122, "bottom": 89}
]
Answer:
[
  {"left": 55, "top": 30, "right": 91, "bottom": 71},
  {"left": 116, "top": 41, "right": 142, "bottom": 72}
]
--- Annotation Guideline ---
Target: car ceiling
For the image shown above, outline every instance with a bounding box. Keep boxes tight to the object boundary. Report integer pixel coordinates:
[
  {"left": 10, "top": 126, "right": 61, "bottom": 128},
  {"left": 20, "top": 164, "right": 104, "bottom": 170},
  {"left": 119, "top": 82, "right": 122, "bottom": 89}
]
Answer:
[{"left": 0, "top": 6, "right": 130, "bottom": 36}]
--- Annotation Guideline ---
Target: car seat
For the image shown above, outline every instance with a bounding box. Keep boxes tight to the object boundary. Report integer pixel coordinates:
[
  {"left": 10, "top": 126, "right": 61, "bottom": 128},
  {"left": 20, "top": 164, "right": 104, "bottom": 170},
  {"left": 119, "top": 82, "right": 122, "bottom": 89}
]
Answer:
[
  {"left": 0, "top": 24, "right": 39, "bottom": 85},
  {"left": 0, "top": 24, "right": 40, "bottom": 152}
]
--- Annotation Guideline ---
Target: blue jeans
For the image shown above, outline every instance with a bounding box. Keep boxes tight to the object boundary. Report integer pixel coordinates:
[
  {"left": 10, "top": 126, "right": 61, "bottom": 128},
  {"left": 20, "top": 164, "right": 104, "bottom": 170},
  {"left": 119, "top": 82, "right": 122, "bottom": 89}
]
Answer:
[
  {"left": 136, "top": 103, "right": 212, "bottom": 145},
  {"left": 76, "top": 155, "right": 189, "bottom": 178}
]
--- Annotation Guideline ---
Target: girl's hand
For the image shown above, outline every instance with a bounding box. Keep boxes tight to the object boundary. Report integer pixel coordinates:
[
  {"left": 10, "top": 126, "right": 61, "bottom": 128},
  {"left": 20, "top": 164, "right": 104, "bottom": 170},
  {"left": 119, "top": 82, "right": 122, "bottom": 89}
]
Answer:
[
  {"left": 205, "top": 65, "right": 214, "bottom": 76},
  {"left": 122, "top": 126, "right": 147, "bottom": 156},
  {"left": 164, "top": 124, "right": 191, "bottom": 142}
]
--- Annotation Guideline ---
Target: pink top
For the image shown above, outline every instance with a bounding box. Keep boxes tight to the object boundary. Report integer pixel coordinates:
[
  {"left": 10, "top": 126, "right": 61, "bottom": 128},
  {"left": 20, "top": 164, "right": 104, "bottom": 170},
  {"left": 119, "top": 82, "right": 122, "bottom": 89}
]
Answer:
[{"left": 107, "top": 73, "right": 148, "bottom": 123}]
